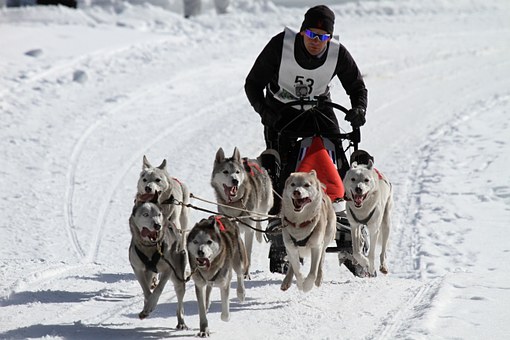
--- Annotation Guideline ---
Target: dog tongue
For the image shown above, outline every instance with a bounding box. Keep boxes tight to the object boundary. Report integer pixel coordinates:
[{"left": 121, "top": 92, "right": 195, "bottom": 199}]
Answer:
[
  {"left": 141, "top": 227, "right": 158, "bottom": 241},
  {"left": 223, "top": 184, "right": 238, "bottom": 198},
  {"left": 354, "top": 195, "right": 364, "bottom": 205},
  {"left": 137, "top": 193, "right": 154, "bottom": 202}
]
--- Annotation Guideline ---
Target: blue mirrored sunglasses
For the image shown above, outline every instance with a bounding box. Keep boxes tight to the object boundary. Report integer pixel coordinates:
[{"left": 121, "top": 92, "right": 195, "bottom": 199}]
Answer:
[{"left": 304, "top": 29, "right": 331, "bottom": 41}]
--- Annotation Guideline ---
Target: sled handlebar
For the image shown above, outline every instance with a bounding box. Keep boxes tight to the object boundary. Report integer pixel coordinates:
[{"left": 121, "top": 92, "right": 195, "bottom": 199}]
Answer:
[{"left": 274, "top": 97, "right": 360, "bottom": 147}]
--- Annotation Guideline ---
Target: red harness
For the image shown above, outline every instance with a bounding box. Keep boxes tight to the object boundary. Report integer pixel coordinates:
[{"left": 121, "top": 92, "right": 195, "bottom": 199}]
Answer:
[
  {"left": 214, "top": 215, "right": 227, "bottom": 232},
  {"left": 242, "top": 158, "right": 264, "bottom": 177}
]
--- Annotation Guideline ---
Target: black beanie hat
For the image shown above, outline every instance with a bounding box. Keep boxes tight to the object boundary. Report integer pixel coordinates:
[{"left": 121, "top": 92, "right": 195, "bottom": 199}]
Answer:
[{"left": 300, "top": 5, "right": 335, "bottom": 34}]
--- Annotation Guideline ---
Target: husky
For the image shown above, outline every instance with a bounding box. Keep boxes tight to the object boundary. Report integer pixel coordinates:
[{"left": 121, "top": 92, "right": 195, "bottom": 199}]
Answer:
[
  {"left": 136, "top": 155, "right": 190, "bottom": 252},
  {"left": 279, "top": 170, "right": 336, "bottom": 292},
  {"left": 343, "top": 158, "right": 393, "bottom": 276},
  {"left": 128, "top": 192, "right": 187, "bottom": 329},
  {"left": 187, "top": 216, "right": 248, "bottom": 337},
  {"left": 210, "top": 147, "right": 273, "bottom": 277}
]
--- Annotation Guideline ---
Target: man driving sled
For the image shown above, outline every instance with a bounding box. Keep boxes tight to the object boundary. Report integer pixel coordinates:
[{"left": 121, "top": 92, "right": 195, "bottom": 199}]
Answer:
[{"left": 244, "top": 5, "right": 368, "bottom": 274}]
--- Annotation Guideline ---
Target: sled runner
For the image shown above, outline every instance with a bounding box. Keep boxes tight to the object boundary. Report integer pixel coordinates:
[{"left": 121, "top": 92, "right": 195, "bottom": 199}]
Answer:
[{"left": 260, "top": 96, "right": 371, "bottom": 277}]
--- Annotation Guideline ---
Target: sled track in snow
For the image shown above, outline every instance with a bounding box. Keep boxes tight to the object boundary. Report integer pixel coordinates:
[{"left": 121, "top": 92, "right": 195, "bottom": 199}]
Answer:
[{"left": 373, "top": 277, "right": 443, "bottom": 340}]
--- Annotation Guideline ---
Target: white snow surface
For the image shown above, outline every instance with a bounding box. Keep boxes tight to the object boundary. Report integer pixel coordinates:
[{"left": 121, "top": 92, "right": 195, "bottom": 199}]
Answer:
[{"left": 1, "top": 0, "right": 510, "bottom": 339}]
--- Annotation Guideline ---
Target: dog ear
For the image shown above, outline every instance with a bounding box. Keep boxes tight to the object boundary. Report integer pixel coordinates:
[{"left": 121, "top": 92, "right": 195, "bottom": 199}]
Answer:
[
  {"left": 233, "top": 147, "right": 241, "bottom": 162},
  {"left": 143, "top": 155, "right": 152, "bottom": 170},
  {"left": 157, "top": 159, "right": 167, "bottom": 170},
  {"left": 309, "top": 169, "right": 317, "bottom": 177},
  {"left": 351, "top": 161, "right": 358, "bottom": 169},
  {"left": 367, "top": 159, "right": 374, "bottom": 170},
  {"left": 215, "top": 147, "right": 225, "bottom": 163}
]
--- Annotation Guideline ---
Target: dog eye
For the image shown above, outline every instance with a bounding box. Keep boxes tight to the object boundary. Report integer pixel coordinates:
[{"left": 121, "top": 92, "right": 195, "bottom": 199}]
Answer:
[
  {"left": 193, "top": 240, "right": 198, "bottom": 244},
  {"left": 143, "top": 178, "right": 147, "bottom": 182},
  {"left": 351, "top": 178, "right": 355, "bottom": 181},
  {"left": 223, "top": 170, "right": 229, "bottom": 175},
  {"left": 290, "top": 183, "right": 295, "bottom": 187},
  {"left": 155, "top": 178, "right": 161, "bottom": 183},
  {"left": 304, "top": 183, "right": 310, "bottom": 188},
  {"left": 235, "top": 170, "right": 240, "bottom": 174},
  {"left": 364, "top": 178, "right": 370, "bottom": 183},
  {"left": 207, "top": 240, "right": 213, "bottom": 245},
  {"left": 143, "top": 213, "right": 149, "bottom": 217}
]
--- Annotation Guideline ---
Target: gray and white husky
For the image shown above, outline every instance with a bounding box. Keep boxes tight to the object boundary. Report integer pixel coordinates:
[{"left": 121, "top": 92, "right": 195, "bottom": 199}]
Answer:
[
  {"left": 343, "top": 159, "right": 393, "bottom": 276},
  {"left": 128, "top": 193, "right": 187, "bottom": 329},
  {"left": 187, "top": 216, "right": 248, "bottom": 337},
  {"left": 136, "top": 155, "right": 190, "bottom": 252},
  {"left": 210, "top": 147, "right": 273, "bottom": 277},
  {"left": 280, "top": 170, "right": 336, "bottom": 292}
]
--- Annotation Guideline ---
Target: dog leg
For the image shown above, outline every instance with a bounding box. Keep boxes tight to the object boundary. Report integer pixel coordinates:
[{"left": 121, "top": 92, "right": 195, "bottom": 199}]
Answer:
[
  {"left": 281, "top": 265, "right": 294, "bottom": 291},
  {"left": 205, "top": 285, "right": 213, "bottom": 311},
  {"left": 220, "top": 283, "right": 231, "bottom": 322},
  {"left": 195, "top": 284, "right": 210, "bottom": 337},
  {"left": 379, "top": 203, "right": 392, "bottom": 274},
  {"left": 233, "top": 255, "right": 246, "bottom": 302},
  {"left": 140, "top": 273, "right": 170, "bottom": 319},
  {"left": 173, "top": 279, "right": 188, "bottom": 330},
  {"left": 286, "top": 247, "right": 304, "bottom": 290},
  {"left": 351, "top": 224, "right": 370, "bottom": 270},
  {"left": 315, "top": 249, "right": 326, "bottom": 287},
  {"left": 367, "top": 227, "right": 379, "bottom": 276},
  {"left": 243, "top": 229, "right": 254, "bottom": 279},
  {"left": 303, "top": 247, "right": 321, "bottom": 292},
  {"left": 255, "top": 220, "right": 263, "bottom": 243}
]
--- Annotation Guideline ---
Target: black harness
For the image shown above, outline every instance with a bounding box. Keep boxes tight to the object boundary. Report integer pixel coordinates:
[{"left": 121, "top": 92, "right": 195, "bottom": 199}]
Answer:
[
  {"left": 134, "top": 242, "right": 166, "bottom": 273},
  {"left": 348, "top": 207, "right": 376, "bottom": 225}
]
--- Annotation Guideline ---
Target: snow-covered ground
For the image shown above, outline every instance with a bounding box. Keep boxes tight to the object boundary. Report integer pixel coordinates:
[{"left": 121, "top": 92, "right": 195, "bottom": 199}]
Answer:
[{"left": 1, "top": 0, "right": 509, "bottom": 339}]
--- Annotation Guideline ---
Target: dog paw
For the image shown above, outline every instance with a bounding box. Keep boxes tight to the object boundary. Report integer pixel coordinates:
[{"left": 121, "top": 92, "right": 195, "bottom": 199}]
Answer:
[
  {"left": 176, "top": 322, "right": 188, "bottom": 330},
  {"left": 303, "top": 276, "right": 315, "bottom": 292},
  {"left": 138, "top": 311, "right": 149, "bottom": 319},
  {"left": 197, "top": 329, "right": 210, "bottom": 338},
  {"left": 221, "top": 311, "right": 230, "bottom": 322},
  {"left": 380, "top": 264, "right": 389, "bottom": 274},
  {"left": 280, "top": 281, "right": 291, "bottom": 291}
]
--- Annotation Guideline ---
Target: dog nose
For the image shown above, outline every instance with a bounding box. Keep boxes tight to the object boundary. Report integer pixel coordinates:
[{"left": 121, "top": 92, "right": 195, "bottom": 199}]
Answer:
[
  {"left": 232, "top": 178, "right": 239, "bottom": 186},
  {"left": 153, "top": 223, "right": 161, "bottom": 231},
  {"left": 145, "top": 186, "right": 152, "bottom": 193},
  {"left": 197, "top": 249, "right": 205, "bottom": 257},
  {"left": 355, "top": 187, "right": 363, "bottom": 194},
  {"left": 293, "top": 190, "right": 301, "bottom": 197}
]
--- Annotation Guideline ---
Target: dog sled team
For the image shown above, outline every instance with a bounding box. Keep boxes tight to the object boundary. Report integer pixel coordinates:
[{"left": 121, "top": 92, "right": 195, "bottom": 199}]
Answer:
[{"left": 127, "top": 4, "right": 394, "bottom": 337}]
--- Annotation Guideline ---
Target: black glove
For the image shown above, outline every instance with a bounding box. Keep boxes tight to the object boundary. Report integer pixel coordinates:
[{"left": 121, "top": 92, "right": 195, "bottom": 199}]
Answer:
[{"left": 345, "top": 107, "right": 366, "bottom": 128}]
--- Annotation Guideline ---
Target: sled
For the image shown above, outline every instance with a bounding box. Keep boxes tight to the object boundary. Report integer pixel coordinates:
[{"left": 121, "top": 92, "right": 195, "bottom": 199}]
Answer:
[{"left": 261, "top": 96, "right": 371, "bottom": 277}]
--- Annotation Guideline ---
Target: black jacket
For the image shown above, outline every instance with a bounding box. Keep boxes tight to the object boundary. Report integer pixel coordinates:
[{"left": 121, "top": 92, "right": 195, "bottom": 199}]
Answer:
[{"left": 245, "top": 30, "right": 368, "bottom": 129}]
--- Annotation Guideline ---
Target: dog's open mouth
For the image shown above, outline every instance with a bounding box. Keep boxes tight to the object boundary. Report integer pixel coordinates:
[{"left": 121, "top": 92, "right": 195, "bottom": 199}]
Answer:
[
  {"left": 351, "top": 191, "right": 368, "bottom": 208},
  {"left": 223, "top": 184, "right": 238, "bottom": 201},
  {"left": 141, "top": 227, "right": 159, "bottom": 242},
  {"left": 196, "top": 257, "right": 211, "bottom": 269},
  {"left": 292, "top": 197, "right": 311, "bottom": 212}
]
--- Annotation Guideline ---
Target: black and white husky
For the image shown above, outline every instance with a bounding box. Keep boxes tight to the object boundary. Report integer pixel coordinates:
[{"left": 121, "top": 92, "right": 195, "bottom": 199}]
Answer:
[
  {"left": 187, "top": 216, "right": 248, "bottom": 337},
  {"left": 135, "top": 155, "right": 190, "bottom": 252},
  {"left": 129, "top": 193, "right": 187, "bottom": 329},
  {"left": 210, "top": 147, "right": 273, "bottom": 277}
]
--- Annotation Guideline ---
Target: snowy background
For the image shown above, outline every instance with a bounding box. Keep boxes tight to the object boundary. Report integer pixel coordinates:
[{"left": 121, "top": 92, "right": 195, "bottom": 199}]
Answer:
[{"left": 1, "top": 0, "right": 509, "bottom": 339}]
